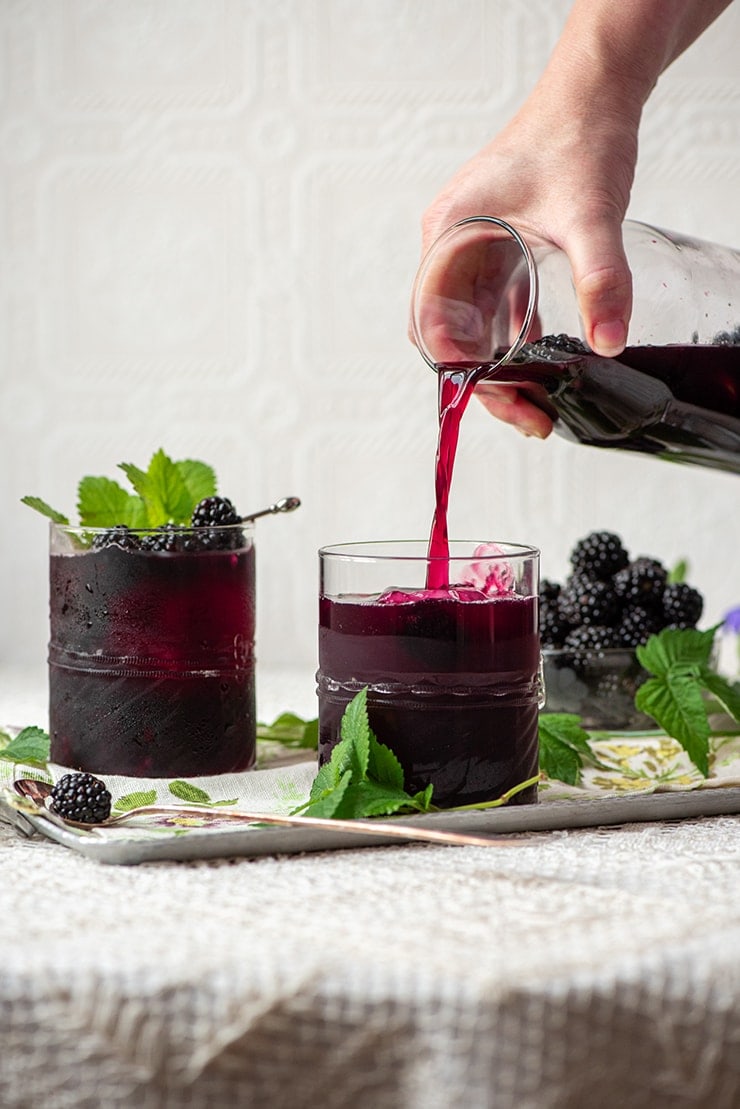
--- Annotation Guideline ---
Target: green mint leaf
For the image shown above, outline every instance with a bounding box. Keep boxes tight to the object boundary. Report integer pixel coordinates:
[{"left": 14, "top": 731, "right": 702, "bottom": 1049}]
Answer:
[
  {"left": 635, "top": 675, "right": 710, "bottom": 775},
  {"left": 257, "top": 712, "right": 319, "bottom": 749},
  {"left": 367, "top": 730, "right": 405, "bottom": 790},
  {"left": 698, "top": 670, "right": 740, "bottom": 723},
  {"left": 636, "top": 626, "right": 718, "bottom": 677},
  {"left": 168, "top": 780, "right": 213, "bottom": 805},
  {"left": 77, "top": 476, "right": 148, "bottom": 529},
  {"left": 119, "top": 449, "right": 193, "bottom": 526},
  {"left": 175, "top": 459, "right": 217, "bottom": 506},
  {"left": 410, "top": 783, "right": 435, "bottom": 812},
  {"left": 301, "top": 769, "right": 352, "bottom": 818},
  {"left": 307, "top": 754, "right": 346, "bottom": 803},
  {"left": 538, "top": 732, "right": 582, "bottom": 786},
  {"left": 334, "top": 780, "right": 422, "bottom": 819},
  {"left": 537, "top": 713, "right": 601, "bottom": 785},
  {"left": 0, "top": 726, "right": 50, "bottom": 768},
  {"left": 339, "top": 687, "right": 371, "bottom": 779},
  {"left": 20, "top": 496, "right": 70, "bottom": 525},
  {"left": 114, "top": 789, "right": 157, "bottom": 813}
]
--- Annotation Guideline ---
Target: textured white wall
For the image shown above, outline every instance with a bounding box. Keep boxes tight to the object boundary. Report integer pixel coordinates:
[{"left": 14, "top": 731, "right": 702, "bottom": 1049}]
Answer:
[{"left": 2, "top": 0, "right": 739, "bottom": 676}]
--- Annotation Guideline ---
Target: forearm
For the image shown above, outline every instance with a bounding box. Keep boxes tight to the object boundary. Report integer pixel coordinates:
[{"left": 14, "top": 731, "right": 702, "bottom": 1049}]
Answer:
[{"left": 546, "top": 0, "right": 734, "bottom": 112}]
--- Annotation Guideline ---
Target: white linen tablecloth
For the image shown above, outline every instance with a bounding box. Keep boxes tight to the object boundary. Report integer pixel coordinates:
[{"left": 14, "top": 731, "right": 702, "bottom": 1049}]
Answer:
[{"left": 2, "top": 665, "right": 740, "bottom": 1108}]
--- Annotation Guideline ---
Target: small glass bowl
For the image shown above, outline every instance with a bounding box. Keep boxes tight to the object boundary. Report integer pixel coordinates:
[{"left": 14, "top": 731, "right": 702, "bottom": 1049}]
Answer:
[{"left": 542, "top": 646, "right": 654, "bottom": 731}]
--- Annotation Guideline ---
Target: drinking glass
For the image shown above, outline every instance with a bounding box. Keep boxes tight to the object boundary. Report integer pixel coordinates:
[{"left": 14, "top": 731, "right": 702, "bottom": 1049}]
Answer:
[
  {"left": 317, "top": 540, "right": 542, "bottom": 808},
  {"left": 48, "top": 521, "right": 256, "bottom": 777}
]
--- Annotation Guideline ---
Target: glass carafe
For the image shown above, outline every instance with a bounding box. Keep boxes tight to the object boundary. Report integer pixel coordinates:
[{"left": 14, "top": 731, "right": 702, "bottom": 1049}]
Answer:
[{"left": 411, "top": 217, "right": 740, "bottom": 473}]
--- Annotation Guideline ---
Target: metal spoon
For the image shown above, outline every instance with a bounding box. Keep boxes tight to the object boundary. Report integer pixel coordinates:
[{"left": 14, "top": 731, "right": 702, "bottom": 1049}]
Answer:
[
  {"left": 240, "top": 496, "right": 301, "bottom": 523},
  {"left": 12, "top": 778, "right": 516, "bottom": 848}
]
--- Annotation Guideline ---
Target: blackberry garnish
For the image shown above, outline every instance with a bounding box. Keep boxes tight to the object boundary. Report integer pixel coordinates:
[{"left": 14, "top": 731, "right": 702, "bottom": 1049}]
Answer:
[
  {"left": 141, "top": 524, "right": 204, "bottom": 553},
  {"left": 191, "top": 496, "right": 240, "bottom": 528},
  {"left": 570, "top": 531, "right": 629, "bottom": 580},
  {"left": 191, "top": 496, "right": 244, "bottom": 551},
  {"left": 613, "top": 557, "right": 667, "bottom": 609},
  {"left": 50, "top": 772, "right": 112, "bottom": 824},
  {"left": 560, "top": 574, "right": 621, "bottom": 627},
  {"left": 662, "top": 582, "right": 704, "bottom": 628},
  {"left": 618, "top": 605, "right": 662, "bottom": 648},
  {"left": 92, "top": 524, "right": 141, "bottom": 552}
]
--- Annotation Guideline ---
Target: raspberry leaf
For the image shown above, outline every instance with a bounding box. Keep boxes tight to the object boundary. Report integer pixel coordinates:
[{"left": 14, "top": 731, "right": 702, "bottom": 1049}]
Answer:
[
  {"left": 700, "top": 671, "right": 740, "bottom": 722},
  {"left": 119, "top": 449, "right": 193, "bottom": 526},
  {"left": 0, "top": 726, "right": 51, "bottom": 768},
  {"left": 20, "top": 496, "right": 70, "bottom": 525},
  {"left": 77, "top": 476, "right": 148, "bottom": 529},
  {"left": 175, "top": 459, "right": 217, "bottom": 506},
  {"left": 635, "top": 675, "right": 710, "bottom": 775}
]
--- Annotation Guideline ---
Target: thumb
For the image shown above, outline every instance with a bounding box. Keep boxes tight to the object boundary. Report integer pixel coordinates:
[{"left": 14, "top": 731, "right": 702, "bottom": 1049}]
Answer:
[{"left": 567, "top": 224, "right": 632, "bottom": 356}]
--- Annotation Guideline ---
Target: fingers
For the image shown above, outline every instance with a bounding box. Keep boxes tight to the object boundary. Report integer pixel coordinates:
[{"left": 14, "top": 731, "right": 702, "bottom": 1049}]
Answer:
[
  {"left": 474, "top": 384, "right": 553, "bottom": 439},
  {"left": 566, "top": 222, "right": 632, "bottom": 356}
]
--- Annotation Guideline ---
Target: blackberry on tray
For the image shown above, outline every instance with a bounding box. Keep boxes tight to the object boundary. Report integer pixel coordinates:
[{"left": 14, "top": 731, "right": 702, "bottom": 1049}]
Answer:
[{"left": 50, "top": 772, "right": 112, "bottom": 824}]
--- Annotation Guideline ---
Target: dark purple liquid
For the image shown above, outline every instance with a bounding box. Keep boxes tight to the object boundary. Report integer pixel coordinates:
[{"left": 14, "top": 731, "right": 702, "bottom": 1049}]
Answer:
[
  {"left": 318, "top": 591, "right": 539, "bottom": 807},
  {"left": 470, "top": 343, "right": 740, "bottom": 473},
  {"left": 49, "top": 543, "right": 256, "bottom": 776}
]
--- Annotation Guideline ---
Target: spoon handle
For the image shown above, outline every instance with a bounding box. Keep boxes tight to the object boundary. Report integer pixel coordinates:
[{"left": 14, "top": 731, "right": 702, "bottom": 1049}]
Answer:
[
  {"left": 240, "top": 496, "right": 301, "bottom": 523},
  {"left": 60, "top": 802, "right": 515, "bottom": 848}
]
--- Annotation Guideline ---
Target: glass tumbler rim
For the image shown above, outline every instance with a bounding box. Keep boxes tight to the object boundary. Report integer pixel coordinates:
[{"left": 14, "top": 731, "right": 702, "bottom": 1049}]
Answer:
[{"left": 319, "top": 539, "right": 540, "bottom": 562}]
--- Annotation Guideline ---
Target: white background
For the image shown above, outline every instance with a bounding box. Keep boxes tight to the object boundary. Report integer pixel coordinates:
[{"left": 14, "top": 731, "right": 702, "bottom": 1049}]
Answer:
[{"left": 2, "top": 0, "right": 739, "bottom": 678}]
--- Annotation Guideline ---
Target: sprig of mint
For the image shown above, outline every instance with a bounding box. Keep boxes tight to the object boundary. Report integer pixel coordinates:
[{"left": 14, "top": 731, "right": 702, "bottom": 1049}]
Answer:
[
  {"left": 257, "top": 712, "right": 319, "bottom": 750},
  {"left": 0, "top": 726, "right": 51, "bottom": 769},
  {"left": 295, "top": 688, "right": 540, "bottom": 819},
  {"left": 22, "top": 448, "right": 218, "bottom": 529},
  {"left": 635, "top": 625, "right": 740, "bottom": 776}
]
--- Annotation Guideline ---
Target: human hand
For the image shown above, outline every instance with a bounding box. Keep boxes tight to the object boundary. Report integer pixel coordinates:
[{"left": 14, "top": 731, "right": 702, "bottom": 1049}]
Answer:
[{"left": 416, "top": 60, "right": 641, "bottom": 437}]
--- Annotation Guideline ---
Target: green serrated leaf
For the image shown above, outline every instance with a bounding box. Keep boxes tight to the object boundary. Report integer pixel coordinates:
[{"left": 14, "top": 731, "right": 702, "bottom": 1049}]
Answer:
[
  {"left": 334, "top": 779, "right": 420, "bottom": 819},
  {"left": 20, "top": 496, "right": 70, "bottom": 525},
  {"left": 635, "top": 674, "right": 710, "bottom": 775},
  {"left": 411, "top": 783, "right": 436, "bottom": 812},
  {"left": 77, "top": 476, "right": 148, "bottom": 529},
  {"left": 175, "top": 459, "right": 217, "bottom": 505},
  {"left": 168, "top": 780, "right": 213, "bottom": 805},
  {"left": 340, "top": 688, "right": 371, "bottom": 779},
  {"left": 119, "top": 450, "right": 193, "bottom": 526},
  {"left": 367, "top": 731, "right": 405, "bottom": 790},
  {"left": 637, "top": 626, "right": 718, "bottom": 677},
  {"left": 306, "top": 756, "right": 344, "bottom": 804},
  {"left": 538, "top": 731, "right": 583, "bottom": 786},
  {"left": 539, "top": 713, "right": 593, "bottom": 755},
  {"left": 114, "top": 789, "right": 157, "bottom": 813},
  {"left": 0, "top": 726, "right": 50, "bottom": 768},
  {"left": 257, "top": 712, "right": 319, "bottom": 749},
  {"left": 301, "top": 769, "right": 352, "bottom": 818}
]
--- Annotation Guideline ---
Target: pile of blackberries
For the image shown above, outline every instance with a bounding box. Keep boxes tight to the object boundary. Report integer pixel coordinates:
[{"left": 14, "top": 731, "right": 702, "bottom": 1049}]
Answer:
[{"left": 541, "top": 531, "right": 704, "bottom": 655}]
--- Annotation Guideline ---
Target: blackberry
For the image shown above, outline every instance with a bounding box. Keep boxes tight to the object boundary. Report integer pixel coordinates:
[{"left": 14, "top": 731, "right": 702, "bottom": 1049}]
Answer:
[
  {"left": 563, "top": 624, "right": 619, "bottom": 671},
  {"left": 662, "top": 582, "right": 703, "bottom": 628},
  {"left": 618, "top": 605, "right": 662, "bottom": 648},
  {"left": 540, "top": 599, "right": 571, "bottom": 648},
  {"left": 613, "top": 557, "right": 667, "bottom": 609},
  {"left": 560, "top": 574, "right": 621, "bottom": 627},
  {"left": 570, "top": 531, "right": 629, "bottom": 580},
  {"left": 540, "top": 578, "right": 561, "bottom": 603},
  {"left": 92, "top": 524, "right": 141, "bottom": 552},
  {"left": 529, "top": 334, "right": 588, "bottom": 359},
  {"left": 50, "top": 772, "right": 112, "bottom": 824},
  {"left": 191, "top": 496, "right": 244, "bottom": 551},
  {"left": 191, "top": 496, "right": 240, "bottom": 528},
  {"left": 141, "top": 524, "right": 205, "bottom": 553}
]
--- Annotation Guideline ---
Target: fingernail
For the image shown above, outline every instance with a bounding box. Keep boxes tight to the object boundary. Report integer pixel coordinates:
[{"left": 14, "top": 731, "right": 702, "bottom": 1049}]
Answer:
[
  {"left": 593, "top": 320, "right": 627, "bottom": 355},
  {"left": 517, "top": 424, "right": 546, "bottom": 440}
]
